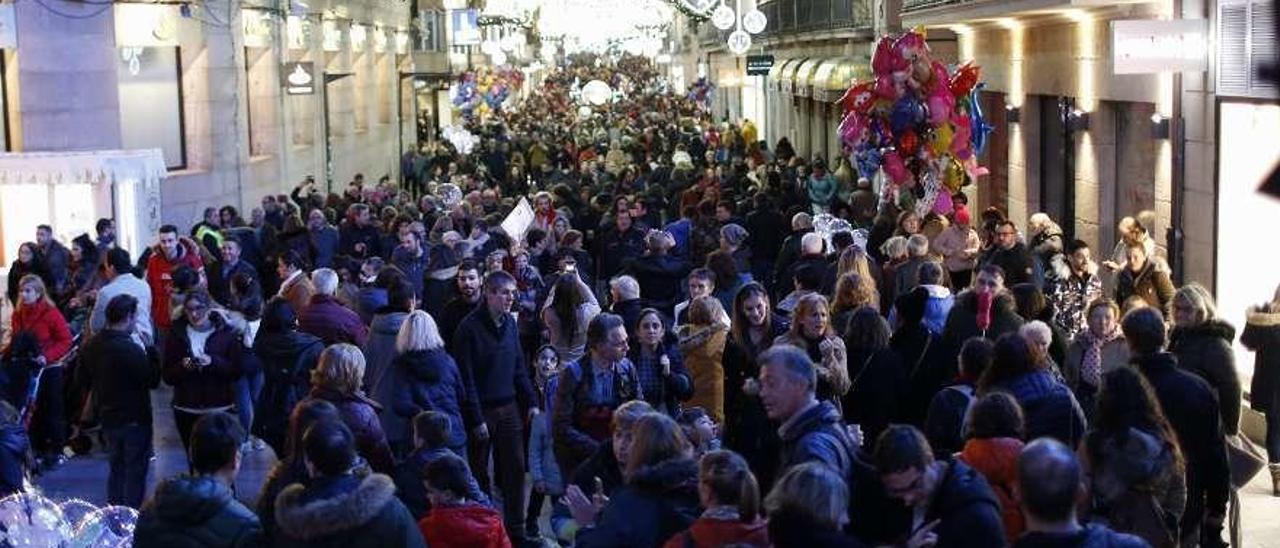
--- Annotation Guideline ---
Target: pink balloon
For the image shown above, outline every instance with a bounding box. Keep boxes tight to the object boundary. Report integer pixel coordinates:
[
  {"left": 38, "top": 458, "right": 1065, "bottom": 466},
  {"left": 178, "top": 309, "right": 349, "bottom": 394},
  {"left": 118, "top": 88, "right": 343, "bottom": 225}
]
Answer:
[
  {"left": 950, "top": 112, "right": 972, "bottom": 158},
  {"left": 838, "top": 112, "right": 868, "bottom": 147},
  {"left": 872, "top": 37, "right": 898, "bottom": 76},
  {"left": 883, "top": 150, "right": 910, "bottom": 184},
  {"left": 928, "top": 92, "right": 954, "bottom": 126},
  {"left": 893, "top": 31, "right": 928, "bottom": 63},
  {"left": 875, "top": 74, "right": 899, "bottom": 100},
  {"left": 932, "top": 189, "right": 954, "bottom": 215}
]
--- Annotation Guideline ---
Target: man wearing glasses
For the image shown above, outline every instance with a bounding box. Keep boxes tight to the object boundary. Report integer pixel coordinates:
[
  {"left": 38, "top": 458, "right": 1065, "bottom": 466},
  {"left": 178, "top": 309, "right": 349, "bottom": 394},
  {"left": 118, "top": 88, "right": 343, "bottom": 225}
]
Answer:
[{"left": 981, "top": 220, "right": 1035, "bottom": 286}]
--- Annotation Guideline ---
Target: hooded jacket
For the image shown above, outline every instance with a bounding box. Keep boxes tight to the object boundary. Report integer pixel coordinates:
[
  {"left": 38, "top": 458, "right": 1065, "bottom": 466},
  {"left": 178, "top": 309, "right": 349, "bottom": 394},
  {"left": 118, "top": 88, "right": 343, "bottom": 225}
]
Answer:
[
  {"left": 679, "top": 323, "right": 729, "bottom": 423},
  {"left": 575, "top": 457, "right": 702, "bottom": 548},
  {"left": 1168, "top": 320, "right": 1241, "bottom": 435},
  {"left": 1013, "top": 524, "right": 1151, "bottom": 548},
  {"left": 943, "top": 290, "right": 1025, "bottom": 347},
  {"left": 1242, "top": 307, "right": 1280, "bottom": 414},
  {"left": 959, "top": 437, "right": 1026, "bottom": 542},
  {"left": 273, "top": 473, "right": 425, "bottom": 548},
  {"left": 924, "top": 459, "right": 1008, "bottom": 548},
  {"left": 390, "top": 348, "right": 474, "bottom": 450},
  {"left": 363, "top": 311, "right": 410, "bottom": 439},
  {"left": 779, "top": 401, "right": 859, "bottom": 479},
  {"left": 252, "top": 329, "right": 323, "bottom": 454},
  {"left": 419, "top": 504, "right": 512, "bottom": 548},
  {"left": 993, "top": 370, "right": 1086, "bottom": 448},
  {"left": 134, "top": 475, "right": 263, "bottom": 548},
  {"left": 664, "top": 516, "right": 770, "bottom": 548},
  {"left": 9, "top": 300, "right": 72, "bottom": 364}
]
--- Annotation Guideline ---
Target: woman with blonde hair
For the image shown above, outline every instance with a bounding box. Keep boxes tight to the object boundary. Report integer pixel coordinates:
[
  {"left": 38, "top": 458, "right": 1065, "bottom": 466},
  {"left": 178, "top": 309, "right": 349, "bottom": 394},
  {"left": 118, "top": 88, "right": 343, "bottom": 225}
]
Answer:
[
  {"left": 835, "top": 245, "right": 879, "bottom": 293},
  {"left": 570, "top": 413, "right": 700, "bottom": 547},
  {"left": 664, "top": 450, "right": 768, "bottom": 548},
  {"left": 1168, "top": 283, "right": 1241, "bottom": 437},
  {"left": 775, "top": 293, "right": 851, "bottom": 408},
  {"left": 390, "top": 310, "right": 471, "bottom": 457},
  {"left": 679, "top": 296, "right": 730, "bottom": 423},
  {"left": 830, "top": 272, "right": 877, "bottom": 335},
  {"left": 304, "top": 343, "right": 394, "bottom": 472},
  {"left": 10, "top": 274, "right": 72, "bottom": 468}
]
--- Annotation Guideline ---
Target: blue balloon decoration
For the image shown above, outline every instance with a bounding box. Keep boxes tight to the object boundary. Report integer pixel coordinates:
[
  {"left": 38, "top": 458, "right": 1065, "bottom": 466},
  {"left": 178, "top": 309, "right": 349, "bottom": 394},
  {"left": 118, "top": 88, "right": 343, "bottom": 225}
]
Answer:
[
  {"left": 969, "top": 83, "right": 995, "bottom": 156},
  {"left": 853, "top": 146, "right": 883, "bottom": 180},
  {"left": 889, "top": 96, "right": 924, "bottom": 135}
]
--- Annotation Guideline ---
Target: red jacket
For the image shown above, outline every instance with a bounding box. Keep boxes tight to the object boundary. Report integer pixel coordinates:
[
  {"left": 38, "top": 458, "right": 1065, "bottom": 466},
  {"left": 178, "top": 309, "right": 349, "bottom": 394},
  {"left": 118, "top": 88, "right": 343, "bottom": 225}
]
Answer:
[
  {"left": 664, "top": 517, "right": 770, "bottom": 548},
  {"left": 958, "top": 437, "right": 1026, "bottom": 542},
  {"left": 10, "top": 300, "right": 72, "bottom": 363},
  {"left": 418, "top": 504, "right": 512, "bottom": 548},
  {"left": 145, "top": 241, "right": 204, "bottom": 332}
]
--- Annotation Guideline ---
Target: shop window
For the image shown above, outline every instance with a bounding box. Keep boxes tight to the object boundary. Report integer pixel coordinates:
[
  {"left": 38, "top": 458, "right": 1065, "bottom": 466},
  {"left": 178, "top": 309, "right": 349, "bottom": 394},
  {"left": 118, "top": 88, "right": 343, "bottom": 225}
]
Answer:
[
  {"left": 290, "top": 89, "right": 316, "bottom": 147},
  {"left": 117, "top": 47, "right": 186, "bottom": 170},
  {"left": 245, "top": 47, "right": 278, "bottom": 157}
]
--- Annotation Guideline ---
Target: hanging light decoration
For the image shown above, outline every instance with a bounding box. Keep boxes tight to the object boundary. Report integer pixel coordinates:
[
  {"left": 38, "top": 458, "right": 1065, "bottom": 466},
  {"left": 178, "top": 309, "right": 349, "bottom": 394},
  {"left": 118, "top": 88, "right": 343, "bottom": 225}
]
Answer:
[
  {"left": 727, "top": 29, "right": 751, "bottom": 55},
  {"left": 710, "top": 4, "right": 735, "bottom": 30},
  {"left": 741, "top": 8, "right": 767, "bottom": 34},
  {"left": 709, "top": 0, "right": 767, "bottom": 56}
]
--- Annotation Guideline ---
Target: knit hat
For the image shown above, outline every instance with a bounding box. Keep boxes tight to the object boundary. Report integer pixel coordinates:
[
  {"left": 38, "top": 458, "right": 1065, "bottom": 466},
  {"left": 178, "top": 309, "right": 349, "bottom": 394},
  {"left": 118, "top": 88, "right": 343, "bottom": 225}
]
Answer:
[
  {"left": 954, "top": 205, "right": 971, "bottom": 226},
  {"left": 720, "top": 223, "right": 749, "bottom": 248}
]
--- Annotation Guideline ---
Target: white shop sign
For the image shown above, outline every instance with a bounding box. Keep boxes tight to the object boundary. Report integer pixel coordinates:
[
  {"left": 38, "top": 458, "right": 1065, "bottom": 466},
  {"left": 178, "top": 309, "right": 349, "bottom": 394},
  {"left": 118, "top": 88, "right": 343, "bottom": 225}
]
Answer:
[{"left": 1111, "top": 19, "right": 1209, "bottom": 74}]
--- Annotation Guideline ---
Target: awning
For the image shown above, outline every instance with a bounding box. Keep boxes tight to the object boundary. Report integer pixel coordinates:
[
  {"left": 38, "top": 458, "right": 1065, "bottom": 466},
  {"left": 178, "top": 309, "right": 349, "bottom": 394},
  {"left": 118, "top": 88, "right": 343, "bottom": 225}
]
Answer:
[
  {"left": 777, "top": 58, "right": 806, "bottom": 94},
  {"left": 814, "top": 57, "right": 874, "bottom": 102},
  {"left": 767, "top": 57, "right": 790, "bottom": 84},
  {"left": 792, "top": 58, "right": 823, "bottom": 98}
]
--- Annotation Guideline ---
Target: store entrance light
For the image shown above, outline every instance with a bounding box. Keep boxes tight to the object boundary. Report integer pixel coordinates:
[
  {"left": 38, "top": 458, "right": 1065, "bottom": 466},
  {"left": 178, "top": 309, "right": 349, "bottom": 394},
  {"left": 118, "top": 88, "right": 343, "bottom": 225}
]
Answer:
[{"left": 1150, "top": 113, "right": 1171, "bottom": 139}]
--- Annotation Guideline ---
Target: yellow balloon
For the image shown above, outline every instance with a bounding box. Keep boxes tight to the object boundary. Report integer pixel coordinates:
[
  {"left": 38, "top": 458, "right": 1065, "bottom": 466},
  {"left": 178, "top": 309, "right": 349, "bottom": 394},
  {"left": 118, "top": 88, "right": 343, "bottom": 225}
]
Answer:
[
  {"left": 944, "top": 155, "right": 968, "bottom": 192},
  {"left": 931, "top": 124, "right": 954, "bottom": 155}
]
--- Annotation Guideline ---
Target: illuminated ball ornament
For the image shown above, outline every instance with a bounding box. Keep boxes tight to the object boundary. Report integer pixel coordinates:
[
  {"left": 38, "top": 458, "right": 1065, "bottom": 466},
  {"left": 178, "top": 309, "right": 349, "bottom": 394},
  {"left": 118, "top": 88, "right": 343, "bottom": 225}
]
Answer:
[
  {"left": 727, "top": 29, "right": 752, "bottom": 55},
  {"left": 490, "top": 50, "right": 508, "bottom": 66},
  {"left": 681, "top": 0, "right": 717, "bottom": 12},
  {"left": 581, "top": 79, "right": 613, "bottom": 106},
  {"left": 742, "top": 8, "right": 767, "bottom": 34},
  {"left": 711, "top": 4, "right": 736, "bottom": 30},
  {"left": 480, "top": 40, "right": 500, "bottom": 55}
]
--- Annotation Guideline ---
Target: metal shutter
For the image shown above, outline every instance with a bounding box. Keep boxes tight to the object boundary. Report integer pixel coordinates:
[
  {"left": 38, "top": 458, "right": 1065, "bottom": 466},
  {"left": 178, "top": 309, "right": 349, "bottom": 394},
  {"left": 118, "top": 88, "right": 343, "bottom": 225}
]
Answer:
[{"left": 1218, "top": 0, "right": 1279, "bottom": 98}]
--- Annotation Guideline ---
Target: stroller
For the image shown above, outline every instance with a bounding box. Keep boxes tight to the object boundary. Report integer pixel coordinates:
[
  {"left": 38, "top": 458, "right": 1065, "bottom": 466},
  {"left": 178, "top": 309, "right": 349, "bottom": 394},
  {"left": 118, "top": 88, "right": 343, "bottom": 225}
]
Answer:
[{"left": 2, "top": 330, "right": 85, "bottom": 471}]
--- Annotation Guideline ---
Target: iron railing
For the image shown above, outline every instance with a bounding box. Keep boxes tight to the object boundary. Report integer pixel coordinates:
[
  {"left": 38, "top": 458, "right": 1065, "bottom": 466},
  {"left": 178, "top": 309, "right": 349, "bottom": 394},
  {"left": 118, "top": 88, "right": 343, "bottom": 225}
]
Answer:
[
  {"left": 900, "top": 0, "right": 964, "bottom": 12},
  {"left": 699, "top": 0, "right": 871, "bottom": 45}
]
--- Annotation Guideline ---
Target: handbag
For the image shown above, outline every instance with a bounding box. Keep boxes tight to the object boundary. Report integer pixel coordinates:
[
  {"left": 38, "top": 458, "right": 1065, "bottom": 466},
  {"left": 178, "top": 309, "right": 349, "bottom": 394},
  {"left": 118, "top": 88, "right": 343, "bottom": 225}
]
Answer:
[{"left": 1226, "top": 433, "right": 1267, "bottom": 489}]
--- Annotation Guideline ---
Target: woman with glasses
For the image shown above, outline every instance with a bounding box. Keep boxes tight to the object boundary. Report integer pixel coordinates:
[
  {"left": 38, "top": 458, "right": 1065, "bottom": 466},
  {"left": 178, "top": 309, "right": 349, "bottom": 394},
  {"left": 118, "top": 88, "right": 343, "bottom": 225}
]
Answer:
[{"left": 161, "top": 291, "right": 244, "bottom": 454}]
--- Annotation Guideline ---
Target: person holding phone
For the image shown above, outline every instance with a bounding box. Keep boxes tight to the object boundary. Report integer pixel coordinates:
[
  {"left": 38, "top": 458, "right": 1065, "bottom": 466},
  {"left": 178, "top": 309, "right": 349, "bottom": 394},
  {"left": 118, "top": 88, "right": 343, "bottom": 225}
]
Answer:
[{"left": 162, "top": 291, "right": 244, "bottom": 456}]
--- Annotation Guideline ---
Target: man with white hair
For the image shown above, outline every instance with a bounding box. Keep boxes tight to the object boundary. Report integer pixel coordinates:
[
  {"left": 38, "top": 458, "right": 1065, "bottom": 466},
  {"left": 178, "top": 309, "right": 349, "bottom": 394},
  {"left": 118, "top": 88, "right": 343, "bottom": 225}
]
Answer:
[
  {"left": 297, "top": 267, "right": 369, "bottom": 346},
  {"left": 608, "top": 275, "right": 645, "bottom": 340},
  {"left": 780, "top": 232, "right": 831, "bottom": 298},
  {"left": 894, "top": 234, "right": 934, "bottom": 298},
  {"left": 772, "top": 212, "right": 814, "bottom": 297}
]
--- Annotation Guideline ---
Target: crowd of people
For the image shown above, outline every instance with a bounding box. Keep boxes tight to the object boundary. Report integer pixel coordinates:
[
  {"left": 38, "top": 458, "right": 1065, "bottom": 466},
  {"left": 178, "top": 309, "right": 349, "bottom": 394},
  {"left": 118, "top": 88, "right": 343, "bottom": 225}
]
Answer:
[{"left": 0, "top": 53, "right": 1276, "bottom": 548}]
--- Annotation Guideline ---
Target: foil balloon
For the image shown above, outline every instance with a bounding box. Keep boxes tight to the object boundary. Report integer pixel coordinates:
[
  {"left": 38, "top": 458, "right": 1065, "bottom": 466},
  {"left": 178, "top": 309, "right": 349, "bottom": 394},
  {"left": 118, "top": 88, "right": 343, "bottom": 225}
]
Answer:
[
  {"left": 950, "top": 62, "right": 981, "bottom": 98},
  {"left": 930, "top": 61, "right": 950, "bottom": 94},
  {"left": 932, "top": 188, "right": 955, "bottom": 215},
  {"left": 874, "top": 74, "right": 899, "bottom": 101},
  {"left": 854, "top": 147, "right": 883, "bottom": 180},
  {"left": 838, "top": 112, "right": 868, "bottom": 148},
  {"left": 890, "top": 96, "right": 924, "bottom": 134},
  {"left": 437, "top": 183, "right": 464, "bottom": 209},
  {"left": 0, "top": 493, "right": 73, "bottom": 547},
  {"left": 898, "top": 130, "right": 920, "bottom": 156},
  {"left": 872, "top": 37, "right": 905, "bottom": 76},
  {"left": 840, "top": 81, "right": 877, "bottom": 114},
  {"left": 943, "top": 155, "right": 969, "bottom": 192},
  {"left": 70, "top": 505, "right": 138, "bottom": 548},
  {"left": 893, "top": 31, "right": 928, "bottom": 63},
  {"left": 930, "top": 123, "right": 954, "bottom": 155},
  {"left": 969, "top": 84, "right": 995, "bottom": 156},
  {"left": 927, "top": 91, "right": 954, "bottom": 126},
  {"left": 58, "top": 499, "right": 97, "bottom": 531},
  {"left": 950, "top": 112, "right": 973, "bottom": 159},
  {"left": 882, "top": 150, "right": 910, "bottom": 184},
  {"left": 964, "top": 154, "right": 990, "bottom": 179},
  {"left": 914, "top": 170, "right": 942, "bottom": 219},
  {"left": 812, "top": 213, "right": 855, "bottom": 250}
]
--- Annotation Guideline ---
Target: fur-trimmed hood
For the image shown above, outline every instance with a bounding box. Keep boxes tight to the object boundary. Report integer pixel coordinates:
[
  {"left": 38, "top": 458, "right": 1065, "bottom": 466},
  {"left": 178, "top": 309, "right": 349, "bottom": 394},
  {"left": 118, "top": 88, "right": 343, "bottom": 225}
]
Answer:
[
  {"left": 1247, "top": 307, "right": 1280, "bottom": 327},
  {"left": 677, "top": 322, "right": 728, "bottom": 352},
  {"left": 1170, "top": 318, "right": 1237, "bottom": 346},
  {"left": 274, "top": 473, "right": 397, "bottom": 540},
  {"left": 627, "top": 457, "right": 699, "bottom": 494},
  {"left": 1050, "top": 253, "right": 1097, "bottom": 281}
]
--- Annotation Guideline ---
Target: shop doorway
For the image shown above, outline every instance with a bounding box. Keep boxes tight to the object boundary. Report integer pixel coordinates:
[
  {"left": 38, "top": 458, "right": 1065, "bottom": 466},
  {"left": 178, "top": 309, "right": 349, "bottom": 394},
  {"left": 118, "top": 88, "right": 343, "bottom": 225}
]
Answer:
[
  {"left": 977, "top": 90, "right": 1009, "bottom": 215},
  {"left": 1038, "top": 95, "right": 1076, "bottom": 239}
]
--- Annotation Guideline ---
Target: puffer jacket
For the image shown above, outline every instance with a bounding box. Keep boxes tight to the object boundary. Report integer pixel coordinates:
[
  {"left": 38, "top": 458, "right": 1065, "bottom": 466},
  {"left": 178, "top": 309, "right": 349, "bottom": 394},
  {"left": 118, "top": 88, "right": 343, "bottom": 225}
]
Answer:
[
  {"left": 1242, "top": 307, "right": 1280, "bottom": 414},
  {"left": 1168, "top": 320, "right": 1241, "bottom": 435},
  {"left": 252, "top": 329, "right": 324, "bottom": 455},
  {"left": 575, "top": 457, "right": 702, "bottom": 548},
  {"left": 273, "top": 473, "right": 426, "bottom": 548},
  {"left": 9, "top": 300, "right": 72, "bottom": 364},
  {"left": 958, "top": 437, "right": 1026, "bottom": 542},
  {"left": 943, "top": 290, "right": 1025, "bottom": 347},
  {"left": 922, "top": 459, "right": 1008, "bottom": 548},
  {"left": 678, "top": 323, "right": 729, "bottom": 423},
  {"left": 303, "top": 387, "right": 395, "bottom": 474},
  {"left": 394, "top": 446, "right": 489, "bottom": 520},
  {"left": 993, "top": 370, "right": 1086, "bottom": 448},
  {"left": 134, "top": 475, "right": 263, "bottom": 548},
  {"left": 389, "top": 348, "right": 473, "bottom": 450},
  {"left": 419, "top": 504, "right": 511, "bottom": 548},
  {"left": 779, "top": 401, "right": 859, "bottom": 480}
]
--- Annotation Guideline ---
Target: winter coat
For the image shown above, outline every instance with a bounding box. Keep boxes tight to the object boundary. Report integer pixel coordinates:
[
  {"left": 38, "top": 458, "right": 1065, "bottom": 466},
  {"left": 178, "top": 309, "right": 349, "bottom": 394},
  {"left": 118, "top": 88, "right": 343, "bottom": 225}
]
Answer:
[
  {"left": 943, "top": 290, "right": 1025, "bottom": 347},
  {"left": 624, "top": 254, "right": 690, "bottom": 315},
  {"left": 80, "top": 329, "right": 161, "bottom": 428},
  {"left": 338, "top": 223, "right": 383, "bottom": 261},
  {"left": 394, "top": 446, "right": 489, "bottom": 520},
  {"left": 541, "top": 278, "right": 602, "bottom": 364},
  {"left": 278, "top": 271, "right": 316, "bottom": 320},
  {"left": 773, "top": 332, "right": 851, "bottom": 408},
  {"left": 1063, "top": 336, "right": 1130, "bottom": 395},
  {"left": 925, "top": 383, "right": 977, "bottom": 457},
  {"left": 808, "top": 173, "right": 837, "bottom": 207},
  {"left": 529, "top": 411, "right": 564, "bottom": 495},
  {"left": 933, "top": 225, "right": 982, "bottom": 273},
  {"left": 1046, "top": 257, "right": 1103, "bottom": 339},
  {"left": 6, "top": 259, "right": 50, "bottom": 307},
  {"left": 663, "top": 516, "right": 769, "bottom": 548},
  {"left": 303, "top": 387, "right": 395, "bottom": 474},
  {"left": 922, "top": 284, "right": 956, "bottom": 335},
  {"left": 90, "top": 272, "right": 154, "bottom": 342},
  {"left": 779, "top": 401, "right": 859, "bottom": 479},
  {"left": 145, "top": 240, "right": 204, "bottom": 332},
  {"left": 553, "top": 355, "right": 642, "bottom": 476},
  {"left": 767, "top": 507, "right": 866, "bottom": 548},
  {"left": 391, "top": 248, "right": 429, "bottom": 300},
  {"left": 273, "top": 473, "right": 426, "bottom": 548},
  {"left": 1168, "top": 320, "right": 1241, "bottom": 435},
  {"left": 452, "top": 305, "right": 537, "bottom": 411},
  {"left": 390, "top": 349, "right": 474, "bottom": 450},
  {"left": 134, "top": 475, "right": 263, "bottom": 548},
  {"left": 252, "top": 329, "right": 323, "bottom": 455},
  {"left": 1083, "top": 427, "right": 1186, "bottom": 547},
  {"left": 595, "top": 226, "right": 646, "bottom": 280},
  {"left": 772, "top": 229, "right": 813, "bottom": 293},
  {"left": 678, "top": 323, "right": 729, "bottom": 423},
  {"left": 1242, "top": 307, "right": 1280, "bottom": 414},
  {"left": 922, "top": 459, "right": 1009, "bottom": 548},
  {"left": 575, "top": 457, "right": 702, "bottom": 548},
  {"left": 959, "top": 437, "right": 1027, "bottom": 542},
  {"left": 991, "top": 370, "right": 1086, "bottom": 448},
  {"left": 721, "top": 318, "right": 789, "bottom": 490},
  {"left": 891, "top": 324, "right": 956, "bottom": 426},
  {"left": 549, "top": 439, "right": 626, "bottom": 541},
  {"left": 298, "top": 294, "right": 369, "bottom": 347},
  {"left": 9, "top": 300, "right": 72, "bottom": 363},
  {"left": 419, "top": 504, "right": 511, "bottom": 548},
  {"left": 843, "top": 346, "right": 906, "bottom": 444},
  {"left": 162, "top": 315, "right": 243, "bottom": 411},
  {"left": 1013, "top": 525, "right": 1151, "bottom": 548},
  {"left": 1130, "top": 352, "right": 1229, "bottom": 535},
  {"left": 1114, "top": 261, "right": 1174, "bottom": 315},
  {"left": 981, "top": 243, "right": 1035, "bottom": 286},
  {"left": 362, "top": 311, "right": 409, "bottom": 438}
]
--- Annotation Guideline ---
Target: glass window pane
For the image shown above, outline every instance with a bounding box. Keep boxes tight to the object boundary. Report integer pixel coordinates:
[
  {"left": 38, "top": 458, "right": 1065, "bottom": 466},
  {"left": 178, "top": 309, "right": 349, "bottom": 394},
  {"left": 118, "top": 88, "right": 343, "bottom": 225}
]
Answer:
[{"left": 117, "top": 47, "right": 184, "bottom": 169}]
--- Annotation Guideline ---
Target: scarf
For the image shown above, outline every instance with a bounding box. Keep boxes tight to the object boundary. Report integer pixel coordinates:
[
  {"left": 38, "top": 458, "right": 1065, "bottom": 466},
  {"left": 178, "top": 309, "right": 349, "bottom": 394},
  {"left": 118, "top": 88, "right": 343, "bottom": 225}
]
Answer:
[{"left": 1077, "top": 325, "right": 1123, "bottom": 388}]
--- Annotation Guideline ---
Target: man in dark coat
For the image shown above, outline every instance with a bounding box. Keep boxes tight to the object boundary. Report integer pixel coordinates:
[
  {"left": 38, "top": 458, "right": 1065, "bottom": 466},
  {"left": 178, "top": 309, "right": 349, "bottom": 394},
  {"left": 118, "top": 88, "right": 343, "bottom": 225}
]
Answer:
[
  {"left": 297, "top": 268, "right": 369, "bottom": 347},
  {"left": 272, "top": 420, "right": 426, "bottom": 548},
  {"left": 744, "top": 193, "right": 787, "bottom": 285},
  {"left": 35, "top": 224, "right": 72, "bottom": 296},
  {"left": 208, "top": 239, "right": 258, "bottom": 306},
  {"left": 980, "top": 220, "right": 1034, "bottom": 286},
  {"left": 758, "top": 345, "right": 859, "bottom": 479},
  {"left": 338, "top": 203, "right": 383, "bottom": 261},
  {"left": 771, "top": 213, "right": 813, "bottom": 297},
  {"left": 622, "top": 231, "right": 690, "bottom": 316},
  {"left": 308, "top": 209, "right": 340, "bottom": 269},
  {"left": 1013, "top": 438, "right": 1148, "bottom": 548},
  {"left": 452, "top": 270, "right": 539, "bottom": 545},
  {"left": 79, "top": 294, "right": 161, "bottom": 508},
  {"left": 595, "top": 210, "right": 646, "bottom": 282},
  {"left": 439, "top": 260, "right": 482, "bottom": 352},
  {"left": 134, "top": 413, "right": 263, "bottom": 547},
  {"left": 943, "top": 265, "right": 1025, "bottom": 349},
  {"left": 874, "top": 425, "right": 1007, "bottom": 548},
  {"left": 1123, "top": 307, "right": 1230, "bottom": 548}
]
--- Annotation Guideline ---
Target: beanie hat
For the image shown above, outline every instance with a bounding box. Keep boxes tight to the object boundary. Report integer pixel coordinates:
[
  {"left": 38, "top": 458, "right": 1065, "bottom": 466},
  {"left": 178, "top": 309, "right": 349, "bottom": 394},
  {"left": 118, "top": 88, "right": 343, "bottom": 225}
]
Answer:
[{"left": 720, "top": 223, "right": 749, "bottom": 248}]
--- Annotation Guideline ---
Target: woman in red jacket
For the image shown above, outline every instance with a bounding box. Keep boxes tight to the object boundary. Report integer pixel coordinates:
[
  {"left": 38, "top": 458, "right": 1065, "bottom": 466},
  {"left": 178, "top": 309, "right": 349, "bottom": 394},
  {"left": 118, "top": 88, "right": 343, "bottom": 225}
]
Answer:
[{"left": 9, "top": 274, "right": 72, "bottom": 469}]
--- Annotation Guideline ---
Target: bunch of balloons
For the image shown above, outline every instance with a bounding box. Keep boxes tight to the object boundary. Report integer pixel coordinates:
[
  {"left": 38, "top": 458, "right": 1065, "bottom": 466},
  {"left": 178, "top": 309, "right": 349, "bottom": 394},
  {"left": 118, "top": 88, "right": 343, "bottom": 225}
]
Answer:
[
  {"left": 0, "top": 492, "right": 137, "bottom": 547},
  {"left": 837, "top": 28, "right": 994, "bottom": 216},
  {"left": 687, "top": 77, "right": 715, "bottom": 112},
  {"left": 452, "top": 66, "right": 527, "bottom": 122}
]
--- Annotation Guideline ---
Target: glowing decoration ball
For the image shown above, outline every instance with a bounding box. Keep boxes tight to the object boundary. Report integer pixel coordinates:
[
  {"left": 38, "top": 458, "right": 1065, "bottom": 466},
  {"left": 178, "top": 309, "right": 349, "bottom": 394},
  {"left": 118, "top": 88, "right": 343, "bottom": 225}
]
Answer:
[
  {"left": 812, "top": 214, "right": 856, "bottom": 250},
  {"left": 727, "top": 30, "right": 752, "bottom": 55},
  {"left": 578, "top": 105, "right": 594, "bottom": 119},
  {"left": 481, "top": 40, "right": 500, "bottom": 55},
  {"left": 581, "top": 79, "right": 613, "bottom": 106},
  {"left": 0, "top": 493, "right": 73, "bottom": 547},
  {"left": 68, "top": 505, "right": 138, "bottom": 548},
  {"left": 58, "top": 499, "right": 97, "bottom": 531},
  {"left": 681, "top": 0, "right": 717, "bottom": 12},
  {"left": 742, "top": 9, "right": 767, "bottom": 34},
  {"left": 711, "top": 4, "right": 736, "bottom": 30},
  {"left": 437, "top": 183, "right": 464, "bottom": 209},
  {"left": 490, "top": 50, "right": 508, "bottom": 66}
]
